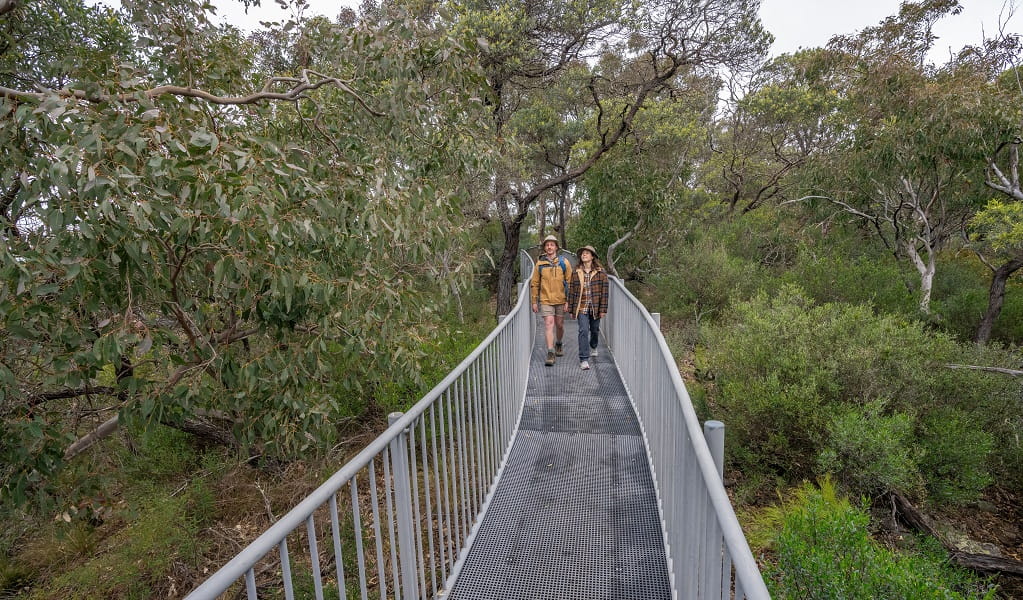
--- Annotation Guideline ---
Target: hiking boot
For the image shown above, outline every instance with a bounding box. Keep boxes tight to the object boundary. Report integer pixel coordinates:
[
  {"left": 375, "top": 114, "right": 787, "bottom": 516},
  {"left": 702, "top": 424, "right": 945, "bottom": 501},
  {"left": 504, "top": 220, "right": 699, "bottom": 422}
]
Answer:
[
  {"left": 580, "top": 360, "right": 590, "bottom": 370},
  {"left": 590, "top": 346, "right": 598, "bottom": 358},
  {"left": 555, "top": 342, "right": 564, "bottom": 357},
  {"left": 545, "top": 350, "right": 555, "bottom": 366}
]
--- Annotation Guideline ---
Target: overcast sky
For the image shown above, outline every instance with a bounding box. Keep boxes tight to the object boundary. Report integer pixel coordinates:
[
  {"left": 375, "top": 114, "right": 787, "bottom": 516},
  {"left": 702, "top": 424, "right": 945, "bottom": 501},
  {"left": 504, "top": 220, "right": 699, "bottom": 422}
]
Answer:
[{"left": 210, "top": 0, "right": 1018, "bottom": 62}]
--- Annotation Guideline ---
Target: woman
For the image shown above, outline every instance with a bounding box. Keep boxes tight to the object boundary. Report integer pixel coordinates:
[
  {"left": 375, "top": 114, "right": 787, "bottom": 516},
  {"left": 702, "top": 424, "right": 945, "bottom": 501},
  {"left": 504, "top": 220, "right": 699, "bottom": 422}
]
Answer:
[{"left": 568, "top": 245, "right": 609, "bottom": 370}]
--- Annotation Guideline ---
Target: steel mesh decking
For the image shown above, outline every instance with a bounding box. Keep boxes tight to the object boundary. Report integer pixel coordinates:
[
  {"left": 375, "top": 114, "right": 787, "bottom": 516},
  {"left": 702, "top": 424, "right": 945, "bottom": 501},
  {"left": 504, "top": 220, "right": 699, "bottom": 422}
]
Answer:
[{"left": 447, "top": 318, "right": 671, "bottom": 600}]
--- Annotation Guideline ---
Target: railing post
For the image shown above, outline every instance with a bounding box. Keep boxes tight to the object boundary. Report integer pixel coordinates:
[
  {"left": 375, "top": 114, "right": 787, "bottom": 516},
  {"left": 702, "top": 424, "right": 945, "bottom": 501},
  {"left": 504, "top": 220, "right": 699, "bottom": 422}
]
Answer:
[
  {"left": 389, "top": 412, "right": 420, "bottom": 600},
  {"left": 703, "top": 420, "right": 725, "bottom": 481},
  {"left": 650, "top": 312, "right": 661, "bottom": 330}
]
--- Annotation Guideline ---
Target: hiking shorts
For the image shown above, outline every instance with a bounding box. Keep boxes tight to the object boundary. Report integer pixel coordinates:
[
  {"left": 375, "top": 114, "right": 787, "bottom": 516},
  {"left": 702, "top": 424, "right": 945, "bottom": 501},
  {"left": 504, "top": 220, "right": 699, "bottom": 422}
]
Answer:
[{"left": 539, "top": 303, "right": 565, "bottom": 317}]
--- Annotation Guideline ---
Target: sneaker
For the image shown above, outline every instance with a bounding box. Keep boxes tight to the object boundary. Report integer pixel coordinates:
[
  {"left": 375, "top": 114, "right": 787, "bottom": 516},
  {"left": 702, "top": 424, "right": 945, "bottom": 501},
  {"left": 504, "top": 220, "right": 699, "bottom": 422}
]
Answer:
[
  {"left": 545, "top": 350, "right": 555, "bottom": 366},
  {"left": 555, "top": 342, "right": 564, "bottom": 357},
  {"left": 580, "top": 360, "right": 590, "bottom": 370},
  {"left": 590, "top": 346, "right": 599, "bottom": 358}
]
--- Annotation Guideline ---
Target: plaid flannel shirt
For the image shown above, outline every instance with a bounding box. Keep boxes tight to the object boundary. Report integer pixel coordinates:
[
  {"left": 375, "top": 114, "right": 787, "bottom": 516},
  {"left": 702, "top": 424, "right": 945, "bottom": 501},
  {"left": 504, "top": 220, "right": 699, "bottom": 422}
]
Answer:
[{"left": 568, "top": 266, "right": 609, "bottom": 318}]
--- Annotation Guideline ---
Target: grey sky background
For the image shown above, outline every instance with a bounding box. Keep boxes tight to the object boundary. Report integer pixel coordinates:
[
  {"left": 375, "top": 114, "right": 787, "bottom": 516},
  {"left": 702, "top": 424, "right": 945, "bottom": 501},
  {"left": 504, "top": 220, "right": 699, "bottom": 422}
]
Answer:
[{"left": 210, "top": 0, "right": 1019, "bottom": 62}]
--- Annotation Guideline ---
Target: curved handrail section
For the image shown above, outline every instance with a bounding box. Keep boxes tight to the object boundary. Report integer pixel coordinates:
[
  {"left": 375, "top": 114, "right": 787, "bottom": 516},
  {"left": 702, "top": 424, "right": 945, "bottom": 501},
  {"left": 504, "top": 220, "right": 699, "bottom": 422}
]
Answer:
[
  {"left": 604, "top": 277, "right": 770, "bottom": 600},
  {"left": 186, "top": 251, "right": 537, "bottom": 600}
]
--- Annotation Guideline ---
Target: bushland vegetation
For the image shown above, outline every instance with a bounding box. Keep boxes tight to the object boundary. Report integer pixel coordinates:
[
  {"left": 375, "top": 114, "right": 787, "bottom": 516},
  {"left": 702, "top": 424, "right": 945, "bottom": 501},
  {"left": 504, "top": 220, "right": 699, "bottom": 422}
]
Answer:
[{"left": 2, "top": 0, "right": 1022, "bottom": 597}]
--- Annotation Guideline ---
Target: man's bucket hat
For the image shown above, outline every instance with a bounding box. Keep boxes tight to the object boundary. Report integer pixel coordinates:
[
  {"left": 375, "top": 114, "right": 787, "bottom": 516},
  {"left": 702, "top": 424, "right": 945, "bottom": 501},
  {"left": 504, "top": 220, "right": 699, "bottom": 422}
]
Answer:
[{"left": 541, "top": 234, "right": 559, "bottom": 248}]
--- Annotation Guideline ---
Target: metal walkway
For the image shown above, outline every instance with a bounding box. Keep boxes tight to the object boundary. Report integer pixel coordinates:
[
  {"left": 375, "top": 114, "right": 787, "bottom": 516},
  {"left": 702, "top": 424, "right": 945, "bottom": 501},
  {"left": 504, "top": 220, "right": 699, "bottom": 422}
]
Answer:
[
  {"left": 447, "top": 318, "right": 671, "bottom": 599},
  {"left": 186, "top": 249, "right": 770, "bottom": 600}
]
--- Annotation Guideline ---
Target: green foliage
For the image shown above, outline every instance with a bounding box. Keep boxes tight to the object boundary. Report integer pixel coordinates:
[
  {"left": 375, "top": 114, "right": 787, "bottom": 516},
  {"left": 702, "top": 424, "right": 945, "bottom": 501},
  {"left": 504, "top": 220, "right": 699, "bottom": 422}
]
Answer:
[
  {"left": 25, "top": 483, "right": 214, "bottom": 599},
  {"left": 1, "top": 0, "right": 490, "bottom": 508},
  {"left": 650, "top": 230, "right": 765, "bottom": 319},
  {"left": 703, "top": 286, "right": 1009, "bottom": 504},
  {"left": 783, "top": 248, "right": 917, "bottom": 315},
  {"left": 969, "top": 199, "right": 1023, "bottom": 255},
  {"left": 918, "top": 408, "right": 994, "bottom": 505},
  {"left": 818, "top": 401, "right": 923, "bottom": 498},
  {"left": 764, "top": 480, "right": 996, "bottom": 600}
]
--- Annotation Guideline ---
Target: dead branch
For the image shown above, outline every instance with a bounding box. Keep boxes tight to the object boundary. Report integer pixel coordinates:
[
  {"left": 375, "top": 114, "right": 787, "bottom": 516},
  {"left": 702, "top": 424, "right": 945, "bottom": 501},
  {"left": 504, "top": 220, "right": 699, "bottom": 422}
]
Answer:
[
  {"left": 890, "top": 491, "right": 1023, "bottom": 577},
  {"left": 946, "top": 363, "right": 1023, "bottom": 377}
]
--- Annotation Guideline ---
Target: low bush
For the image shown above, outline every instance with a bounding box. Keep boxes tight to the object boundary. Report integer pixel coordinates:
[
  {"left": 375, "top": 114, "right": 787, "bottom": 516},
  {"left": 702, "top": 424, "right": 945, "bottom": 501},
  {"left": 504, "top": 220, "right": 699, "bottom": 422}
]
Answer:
[
  {"left": 764, "top": 480, "right": 997, "bottom": 599},
  {"left": 702, "top": 286, "right": 1007, "bottom": 504}
]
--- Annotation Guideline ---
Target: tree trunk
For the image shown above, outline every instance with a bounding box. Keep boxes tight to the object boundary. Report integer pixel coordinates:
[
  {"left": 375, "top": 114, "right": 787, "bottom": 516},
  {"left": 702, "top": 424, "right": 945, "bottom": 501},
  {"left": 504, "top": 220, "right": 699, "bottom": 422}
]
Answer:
[
  {"left": 496, "top": 218, "right": 524, "bottom": 315},
  {"left": 606, "top": 217, "right": 643, "bottom": 278},
  {"left": 558, "top": 182, "right": 568, "bottom": 250},
  {"left": 974, "top": 255, "right": 1023, "bottom": 343},
  {"left": 536, "top": 196, "right": 546, "bottom": 238},
  {"left": 903, "top": 240, "right": 935, "bottom": 314}
]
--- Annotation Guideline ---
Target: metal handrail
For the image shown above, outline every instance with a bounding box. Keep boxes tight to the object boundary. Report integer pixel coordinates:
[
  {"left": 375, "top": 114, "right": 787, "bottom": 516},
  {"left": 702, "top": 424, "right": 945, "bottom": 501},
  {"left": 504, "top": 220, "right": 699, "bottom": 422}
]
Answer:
[
  {"left": 186, "top": 251, "right": 537, "bottom": 599},
  {"left": 188, "top": 249, "right": 768, "bottom": 599},
  {"left": 604, "top": 277, "right": 770, "bottom": 599}
]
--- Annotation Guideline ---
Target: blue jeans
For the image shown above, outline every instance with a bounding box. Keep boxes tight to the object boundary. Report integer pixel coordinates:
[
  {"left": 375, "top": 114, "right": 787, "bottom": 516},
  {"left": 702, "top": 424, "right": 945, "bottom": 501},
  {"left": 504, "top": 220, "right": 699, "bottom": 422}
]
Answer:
[{"left": 578, "top": 313, "right": 600, "bottom": 360}]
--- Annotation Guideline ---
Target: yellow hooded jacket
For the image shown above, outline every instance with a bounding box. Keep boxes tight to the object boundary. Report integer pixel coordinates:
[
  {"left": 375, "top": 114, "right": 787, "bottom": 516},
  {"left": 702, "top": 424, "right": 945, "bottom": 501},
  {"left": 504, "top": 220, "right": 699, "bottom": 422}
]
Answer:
[{"left": 530, "top": 254, "right": 572, "bottom": 306}]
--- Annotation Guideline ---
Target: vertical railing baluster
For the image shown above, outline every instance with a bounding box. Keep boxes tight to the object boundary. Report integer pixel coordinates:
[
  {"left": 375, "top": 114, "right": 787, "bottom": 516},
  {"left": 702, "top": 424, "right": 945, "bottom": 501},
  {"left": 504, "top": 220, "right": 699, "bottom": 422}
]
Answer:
[
  {"left": 367, "top": 459, "right": 388, "bottom": 600},
  {"left": 388, "top": 413, "right": 419, "bottom": 600},
  {"left": 280, "top": 539, "right": 295, "bottom": 600},
  {"left": 444, "top": 389, "right": 463, "bottom": 545},
  {"left": 408, "top": 420, "right": 427, "bottom": 600},
  {"left": 328, "top": 495, "right": 347, "bottom": 600},
  {"left": 471, "top": 359, "right": 486, "bottom": 508},
  {"left": 382, "top": 447, "right": 401, "bottom": 600},
  {"left": 350, "top": 478, "right": 369, "bottom": 600},
  {"left": 244, "top": 568, "right": 257, "bottom": 600},
  {"left": 429, "top": 403, "right": 449, "bottom": 581},
  {"left": 454, "top": 377, "right": 471, "bottom": 544},
  {"left": 419, "top": 417, "right": 437, "bottom": 596},
  {"left": 306, "top": 515, "right": 325, "bottom": 600}
]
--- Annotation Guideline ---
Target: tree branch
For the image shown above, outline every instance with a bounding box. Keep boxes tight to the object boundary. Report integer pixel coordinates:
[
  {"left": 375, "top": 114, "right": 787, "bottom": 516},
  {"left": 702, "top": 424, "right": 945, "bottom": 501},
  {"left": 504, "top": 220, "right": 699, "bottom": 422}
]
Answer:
[
  {"left": 64, "top": 414, "right": 120, "bottom": 460},
  {"left": 26, "top": 385, "right": 117, "bottom": 407},
  {"left": 0, "top": 69, "right": 384, "bottom": 116},
  {"left": 945, "top": 363, "right": 1023, "bottom": 377}
]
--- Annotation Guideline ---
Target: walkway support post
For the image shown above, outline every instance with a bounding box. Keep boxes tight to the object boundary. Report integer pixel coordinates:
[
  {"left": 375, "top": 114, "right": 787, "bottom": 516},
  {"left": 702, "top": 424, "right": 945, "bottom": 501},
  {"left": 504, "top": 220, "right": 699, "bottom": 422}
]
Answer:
[
  {"left": 389, "top": 412, "right": 420, "bottom": 600},
  {"left": 703, "top": 420, "right": 725, "bottom": 481}
]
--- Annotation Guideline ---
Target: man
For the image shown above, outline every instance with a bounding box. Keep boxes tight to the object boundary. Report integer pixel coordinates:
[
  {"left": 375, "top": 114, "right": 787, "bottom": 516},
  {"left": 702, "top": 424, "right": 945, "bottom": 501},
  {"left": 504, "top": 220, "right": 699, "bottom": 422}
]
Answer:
[{"left": 530, "top": 234, "right": 571, "bottom": 366}]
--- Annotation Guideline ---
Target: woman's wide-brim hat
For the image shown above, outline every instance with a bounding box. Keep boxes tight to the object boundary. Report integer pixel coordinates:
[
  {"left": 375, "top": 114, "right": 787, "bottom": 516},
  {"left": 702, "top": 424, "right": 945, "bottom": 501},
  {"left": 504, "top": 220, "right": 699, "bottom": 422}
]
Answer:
[
  {"left": 576, "top": 245, "right": 597, "bottom": 258},
  {"left": 541, "top": 234, "right": 559, "bottom": 248}
]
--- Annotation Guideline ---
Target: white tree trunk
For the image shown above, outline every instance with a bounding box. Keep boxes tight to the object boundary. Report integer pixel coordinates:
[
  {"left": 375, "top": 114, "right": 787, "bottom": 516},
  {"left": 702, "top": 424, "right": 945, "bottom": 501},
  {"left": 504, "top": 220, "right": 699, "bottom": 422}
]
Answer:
[{"left": 903, "top": 240, "right": 935, "bottom": 314}]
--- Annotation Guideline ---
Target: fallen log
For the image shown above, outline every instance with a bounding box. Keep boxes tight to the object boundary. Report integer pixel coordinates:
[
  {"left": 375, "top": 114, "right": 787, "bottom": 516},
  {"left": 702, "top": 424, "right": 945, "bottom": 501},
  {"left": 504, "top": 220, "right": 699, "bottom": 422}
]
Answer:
[{"left": 890, "top": 491, "right": 1023, "bottom": 577}]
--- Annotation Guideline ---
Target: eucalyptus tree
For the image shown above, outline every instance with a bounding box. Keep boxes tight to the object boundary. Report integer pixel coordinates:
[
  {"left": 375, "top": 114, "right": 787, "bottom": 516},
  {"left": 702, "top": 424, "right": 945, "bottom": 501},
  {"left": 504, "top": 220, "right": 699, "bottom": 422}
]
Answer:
[
  {"left": 709, "top": 49, "right": 844, "bottom": 215},
  {"left": 1, "top": 0, "right": 486, "bottom": 507},
  {"left": 444, "top": 0, "right": 770, "bottom": 314},
  {"left": 799, "top": 0, "right": 1011, "bottom": 315},
  {"left": 572, "top": 77, "right": 718, "bottom": 277},
  {"left": 975, "top": 86, "right": 1023, "bottom": 341}
]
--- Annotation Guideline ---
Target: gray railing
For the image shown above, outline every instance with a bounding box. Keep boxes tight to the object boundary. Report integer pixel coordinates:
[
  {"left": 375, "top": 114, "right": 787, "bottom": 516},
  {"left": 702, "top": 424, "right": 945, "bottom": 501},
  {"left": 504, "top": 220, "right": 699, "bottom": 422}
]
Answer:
[
  {"left": 186, "top": 251, "right": 537, "bottom": 599},
  {"left": 603, "top": 277, "right": 770, "bottom": 599}
]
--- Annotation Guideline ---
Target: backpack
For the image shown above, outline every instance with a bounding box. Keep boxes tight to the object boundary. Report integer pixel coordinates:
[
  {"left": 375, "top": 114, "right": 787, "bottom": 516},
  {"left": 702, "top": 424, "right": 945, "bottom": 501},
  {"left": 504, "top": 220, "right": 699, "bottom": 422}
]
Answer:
[{"left": 536, "top": 255, "right": 570, "bottom": 302}]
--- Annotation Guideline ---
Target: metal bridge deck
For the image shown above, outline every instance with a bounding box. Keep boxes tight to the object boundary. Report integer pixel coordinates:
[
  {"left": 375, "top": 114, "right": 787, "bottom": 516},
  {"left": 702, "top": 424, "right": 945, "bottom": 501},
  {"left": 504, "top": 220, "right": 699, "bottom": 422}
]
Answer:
[{"left": 447, "top": 318, "right": 672, "bottom": 600}]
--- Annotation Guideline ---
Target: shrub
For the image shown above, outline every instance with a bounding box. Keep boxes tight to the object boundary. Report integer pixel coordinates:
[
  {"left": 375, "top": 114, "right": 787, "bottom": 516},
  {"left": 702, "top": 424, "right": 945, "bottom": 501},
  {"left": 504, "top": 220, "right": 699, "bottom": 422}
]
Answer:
[
  {"left": 766, "top": 480, "right": 996, "bottom": 600},
  {"left": 818, "top": 401, "right": 923, "bottom": 498},
  {"left": 783, "top": 250, "right": 916, "bottom": 316},
  {"left": 649, "top": 234, "right": 765, "bottom": 322},
  {"left": 702, "top": 286, "right": 1000, "bottom": 504},
  {"left": 918, "top": 408, "right": 993, "bottom": 505}
]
